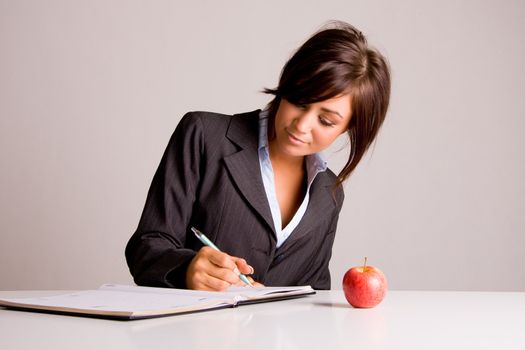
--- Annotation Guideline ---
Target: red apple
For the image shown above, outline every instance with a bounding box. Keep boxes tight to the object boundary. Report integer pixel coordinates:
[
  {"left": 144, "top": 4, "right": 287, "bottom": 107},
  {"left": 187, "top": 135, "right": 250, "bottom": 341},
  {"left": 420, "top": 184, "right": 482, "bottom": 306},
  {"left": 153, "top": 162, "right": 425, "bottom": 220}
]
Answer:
[{"left": 343, "top": 257, "right": 388, "bottom": 308}]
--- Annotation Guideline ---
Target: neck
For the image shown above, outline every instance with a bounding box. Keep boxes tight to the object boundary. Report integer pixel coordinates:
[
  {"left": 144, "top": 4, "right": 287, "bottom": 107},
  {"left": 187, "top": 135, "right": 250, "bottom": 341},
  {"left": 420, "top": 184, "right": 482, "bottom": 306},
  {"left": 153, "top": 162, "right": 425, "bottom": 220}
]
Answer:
[{"left": 268, "top": 141, "right": 305, "bottom": 169}]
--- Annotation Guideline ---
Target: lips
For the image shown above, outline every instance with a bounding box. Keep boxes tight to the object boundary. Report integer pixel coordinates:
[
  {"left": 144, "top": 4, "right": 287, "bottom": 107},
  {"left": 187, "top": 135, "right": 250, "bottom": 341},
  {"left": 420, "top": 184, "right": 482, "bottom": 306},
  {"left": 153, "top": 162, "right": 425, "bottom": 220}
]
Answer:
[{"left": 287, "top": 130, "right": 307, "bottom": 144}]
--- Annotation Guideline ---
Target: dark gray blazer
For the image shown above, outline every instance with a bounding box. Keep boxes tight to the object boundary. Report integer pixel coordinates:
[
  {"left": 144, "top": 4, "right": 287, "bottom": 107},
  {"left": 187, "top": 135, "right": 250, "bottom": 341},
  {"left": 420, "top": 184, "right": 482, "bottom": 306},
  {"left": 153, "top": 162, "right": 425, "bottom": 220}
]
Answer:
[{"left": 125, "top": 110, "right": 345, "bottom": 290}]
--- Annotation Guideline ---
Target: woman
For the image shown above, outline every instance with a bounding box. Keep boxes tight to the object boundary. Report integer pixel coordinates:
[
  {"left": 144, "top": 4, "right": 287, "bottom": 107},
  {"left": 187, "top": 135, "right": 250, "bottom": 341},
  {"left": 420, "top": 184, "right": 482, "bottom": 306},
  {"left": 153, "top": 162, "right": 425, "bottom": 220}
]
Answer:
[{"left": 125, "top": 21, "right": 391, "bottom": 291}]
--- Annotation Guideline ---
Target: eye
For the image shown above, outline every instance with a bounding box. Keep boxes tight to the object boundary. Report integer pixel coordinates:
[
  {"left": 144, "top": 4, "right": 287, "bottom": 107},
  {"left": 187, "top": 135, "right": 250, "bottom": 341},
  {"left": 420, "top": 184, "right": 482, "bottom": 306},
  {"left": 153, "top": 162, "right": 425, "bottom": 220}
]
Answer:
[
  {"left": 297, "top": 104, "right": 308, "bottom": 110},
  {"left": 319, "top": 116, "right": 335, "bottom": 127},
  {"left": 290, "top": 101, "right": 308, "bottom": 110}
]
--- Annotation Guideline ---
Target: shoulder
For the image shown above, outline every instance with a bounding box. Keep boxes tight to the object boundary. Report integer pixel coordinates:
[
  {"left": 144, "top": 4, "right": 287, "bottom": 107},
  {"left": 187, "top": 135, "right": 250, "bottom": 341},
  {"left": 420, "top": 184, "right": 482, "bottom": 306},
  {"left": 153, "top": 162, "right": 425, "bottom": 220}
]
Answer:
[
  {"left": 178, "top": 111, "right": 232, "bottom": 131},
  {"left": 176, "top": 110, "right": 261, "bottom": 149},
  {"left": 319, "top": 168, "right": 345, "bottom": 210},
  {"left": 178, "top": 110, "right": 259, "bottom": 133}
]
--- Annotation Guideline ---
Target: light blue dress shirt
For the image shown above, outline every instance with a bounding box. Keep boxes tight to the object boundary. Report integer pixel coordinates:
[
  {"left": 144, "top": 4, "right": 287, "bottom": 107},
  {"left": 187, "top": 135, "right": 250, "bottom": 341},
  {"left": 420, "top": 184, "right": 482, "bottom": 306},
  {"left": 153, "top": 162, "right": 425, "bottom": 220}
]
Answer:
[{"left": 258, "top": 109, "right": 327, "bottom": 248}]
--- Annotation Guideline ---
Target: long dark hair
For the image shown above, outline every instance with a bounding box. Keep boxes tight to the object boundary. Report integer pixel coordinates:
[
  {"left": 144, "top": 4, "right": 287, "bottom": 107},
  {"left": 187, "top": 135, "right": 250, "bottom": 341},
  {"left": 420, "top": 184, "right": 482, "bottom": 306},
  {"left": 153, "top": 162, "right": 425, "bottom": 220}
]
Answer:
[{"left": 263, "top": 21, "right": 391, "bottom": 187}]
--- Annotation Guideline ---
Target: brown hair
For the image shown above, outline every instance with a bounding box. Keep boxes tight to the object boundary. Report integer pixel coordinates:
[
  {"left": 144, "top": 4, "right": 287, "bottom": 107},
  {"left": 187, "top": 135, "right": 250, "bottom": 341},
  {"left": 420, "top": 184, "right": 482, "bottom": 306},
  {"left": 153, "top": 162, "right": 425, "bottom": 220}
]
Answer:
[{"left": 263, "top": 21, "right": 391, "bottom": 187}]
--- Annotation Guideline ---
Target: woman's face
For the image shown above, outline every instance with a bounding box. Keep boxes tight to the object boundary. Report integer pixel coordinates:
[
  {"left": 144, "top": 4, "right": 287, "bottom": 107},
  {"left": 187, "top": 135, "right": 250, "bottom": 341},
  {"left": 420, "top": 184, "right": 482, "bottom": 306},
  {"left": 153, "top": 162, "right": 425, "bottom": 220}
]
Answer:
[{"left": 271, "top": 94, "right": 352, "bottom": 159}]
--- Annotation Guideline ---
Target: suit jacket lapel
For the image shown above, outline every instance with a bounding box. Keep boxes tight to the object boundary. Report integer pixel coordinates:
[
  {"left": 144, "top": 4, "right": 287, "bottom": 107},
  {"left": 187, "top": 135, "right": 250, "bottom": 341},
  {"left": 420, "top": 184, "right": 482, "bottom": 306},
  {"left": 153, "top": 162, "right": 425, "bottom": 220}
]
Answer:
[
  {"left": 223, "top": 110, "right": 277, "bottom": 236},
  {"left": 277, "top": 174, "right": 336, "bottom": 253}
]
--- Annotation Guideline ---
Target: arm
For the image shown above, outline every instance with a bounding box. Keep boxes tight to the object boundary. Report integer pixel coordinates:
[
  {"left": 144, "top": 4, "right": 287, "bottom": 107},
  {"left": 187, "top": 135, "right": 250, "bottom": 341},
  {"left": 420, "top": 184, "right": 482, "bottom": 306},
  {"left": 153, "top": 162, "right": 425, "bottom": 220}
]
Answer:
[
  {"left": 125, "top": 113, "right": 203, "bottom": 288},
  {"left": 125, "top": 112, "right": 258, "bottom": 290}
]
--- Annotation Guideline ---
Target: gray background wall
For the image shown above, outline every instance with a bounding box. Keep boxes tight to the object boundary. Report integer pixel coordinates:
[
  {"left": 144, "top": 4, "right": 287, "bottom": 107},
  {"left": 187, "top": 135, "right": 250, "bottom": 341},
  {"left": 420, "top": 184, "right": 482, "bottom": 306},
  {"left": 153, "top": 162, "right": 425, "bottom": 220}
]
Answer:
[{"left": 1, "top": 0, "right": 524, "bottom": 291}]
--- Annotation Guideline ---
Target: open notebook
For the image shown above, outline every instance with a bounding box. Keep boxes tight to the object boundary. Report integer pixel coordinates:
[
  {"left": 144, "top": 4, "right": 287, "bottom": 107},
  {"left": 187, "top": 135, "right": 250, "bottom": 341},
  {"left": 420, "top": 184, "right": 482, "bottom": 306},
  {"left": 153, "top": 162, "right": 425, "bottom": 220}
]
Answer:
[{"left": 0, "top": 284, "right": 315, "bottom": 320}]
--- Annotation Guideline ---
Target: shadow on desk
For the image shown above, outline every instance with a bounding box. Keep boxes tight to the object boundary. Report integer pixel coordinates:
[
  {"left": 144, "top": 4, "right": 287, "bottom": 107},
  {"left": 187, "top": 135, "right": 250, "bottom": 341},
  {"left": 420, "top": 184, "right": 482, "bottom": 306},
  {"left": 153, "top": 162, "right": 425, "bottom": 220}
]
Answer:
[{"left": 313, "top": 301, "right": 349, "bottom": 309}]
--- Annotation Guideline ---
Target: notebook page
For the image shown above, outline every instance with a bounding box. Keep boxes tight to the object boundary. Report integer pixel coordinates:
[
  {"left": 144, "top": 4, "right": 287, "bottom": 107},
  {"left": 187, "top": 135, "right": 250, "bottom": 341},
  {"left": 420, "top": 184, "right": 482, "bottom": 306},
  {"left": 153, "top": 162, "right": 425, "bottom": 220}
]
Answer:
[
  {"left": 100, "top": 284, "right": 241, "bottom": 300},
  {"left": 100, "top": 284, "right": 313, "bottom": 302},
  {"left": 1, "top": 289, "right": 227, "bottom": 313},
  {"left": 225, "top": 285, "right": 315, "bottom": 300}
]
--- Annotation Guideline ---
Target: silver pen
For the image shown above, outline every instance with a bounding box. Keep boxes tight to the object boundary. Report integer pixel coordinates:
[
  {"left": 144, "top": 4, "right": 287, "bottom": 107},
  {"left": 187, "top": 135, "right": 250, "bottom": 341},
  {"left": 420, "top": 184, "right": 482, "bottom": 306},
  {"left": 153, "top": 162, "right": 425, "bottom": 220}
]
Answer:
[{"left": 191, "top": 227, "right": 254, "bottom": 287}]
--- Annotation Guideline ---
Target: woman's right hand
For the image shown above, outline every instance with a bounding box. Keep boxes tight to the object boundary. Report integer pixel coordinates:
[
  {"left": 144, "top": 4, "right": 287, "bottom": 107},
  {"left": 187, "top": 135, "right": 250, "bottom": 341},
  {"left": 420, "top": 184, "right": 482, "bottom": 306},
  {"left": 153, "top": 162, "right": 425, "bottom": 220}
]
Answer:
[{"left": 185, "top": 247, "right": 260, "bottom": 291}]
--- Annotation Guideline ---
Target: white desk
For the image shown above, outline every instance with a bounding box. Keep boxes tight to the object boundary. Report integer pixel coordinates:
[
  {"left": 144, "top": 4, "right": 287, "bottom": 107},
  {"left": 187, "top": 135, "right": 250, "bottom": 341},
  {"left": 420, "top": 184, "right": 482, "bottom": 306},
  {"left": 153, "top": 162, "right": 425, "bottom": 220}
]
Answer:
[{"left": 1, "top": 290, "right": 524, "bottom": 350}]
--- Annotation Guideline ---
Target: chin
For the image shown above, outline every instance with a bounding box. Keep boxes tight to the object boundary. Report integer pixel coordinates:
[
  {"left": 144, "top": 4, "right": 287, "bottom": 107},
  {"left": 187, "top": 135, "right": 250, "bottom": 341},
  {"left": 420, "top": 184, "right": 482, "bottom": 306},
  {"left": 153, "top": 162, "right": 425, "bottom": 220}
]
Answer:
[{"left": 283, "top": 147, "right": 310, "bottom": 158}]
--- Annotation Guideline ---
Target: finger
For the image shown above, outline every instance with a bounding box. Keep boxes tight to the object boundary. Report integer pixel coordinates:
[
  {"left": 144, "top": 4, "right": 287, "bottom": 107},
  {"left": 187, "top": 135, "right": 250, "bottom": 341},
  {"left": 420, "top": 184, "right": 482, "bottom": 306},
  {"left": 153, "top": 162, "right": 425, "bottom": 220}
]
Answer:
[
  {"left": 195, "top": 253, "right": 240, "bottom": 285},
  {"left": 233, "top": 276, "right": 263, "bottom": 288},
  {"left": 232, "top": 275, "right": 251, "bottom": 287},
  {"left": 232, "top": 257, "right": 254, "bottom": 275},
  {"left": 187, "top": 249, "right": 236, "bottom": 289},
  {"left": 205, "top": 249, "right": 237, "bottom": 270},
  {"left": 245, "top": 276, "right": 264, "bottom": 288},
  {"left": 191, "top": 280, "right": 213, "bottom": 291},
  {"left": 189, "top": 260, "right": 233, "bottom": 291},
  {"left": 201, "top": 274, "right": 232, "bottom": 291},
  {"left": 209, "top": 266, "right": 241, "bottom": 285},
  {"left": 190, "top": 267, "right": 238, "bottom": 290}
]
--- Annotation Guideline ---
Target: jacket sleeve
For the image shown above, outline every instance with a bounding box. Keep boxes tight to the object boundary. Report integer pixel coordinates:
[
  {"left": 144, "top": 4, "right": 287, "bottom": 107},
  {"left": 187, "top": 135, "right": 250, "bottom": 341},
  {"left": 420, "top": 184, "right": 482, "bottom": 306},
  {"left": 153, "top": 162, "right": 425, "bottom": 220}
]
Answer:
[{"left": 125, "top": 112, "right": 204, "bottom": 288}]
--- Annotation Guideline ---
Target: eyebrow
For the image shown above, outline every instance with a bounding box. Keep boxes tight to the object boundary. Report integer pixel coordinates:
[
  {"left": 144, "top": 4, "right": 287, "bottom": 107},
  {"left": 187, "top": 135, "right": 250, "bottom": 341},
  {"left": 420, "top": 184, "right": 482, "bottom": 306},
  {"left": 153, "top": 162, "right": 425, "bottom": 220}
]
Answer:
[{"left": 320, "top": 107, "right": 344, "bottom": 119}]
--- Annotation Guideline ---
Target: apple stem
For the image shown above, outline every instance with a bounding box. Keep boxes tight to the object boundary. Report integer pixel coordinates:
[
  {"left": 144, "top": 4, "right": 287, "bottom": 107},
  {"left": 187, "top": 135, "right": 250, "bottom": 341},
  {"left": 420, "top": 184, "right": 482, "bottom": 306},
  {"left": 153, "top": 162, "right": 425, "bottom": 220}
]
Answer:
[{"left": 364, "top": 256, "right": 367, "bottom": 270}]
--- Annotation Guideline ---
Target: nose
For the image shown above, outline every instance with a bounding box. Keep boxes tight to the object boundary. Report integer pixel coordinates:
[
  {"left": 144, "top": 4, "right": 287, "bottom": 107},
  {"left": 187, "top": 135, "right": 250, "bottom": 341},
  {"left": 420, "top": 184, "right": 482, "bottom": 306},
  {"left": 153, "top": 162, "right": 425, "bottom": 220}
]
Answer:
[{"left": 293, "top": 112, "right": 313, "bottom": 134}]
